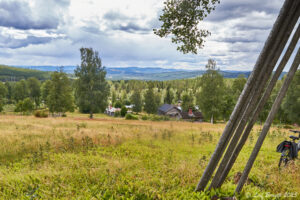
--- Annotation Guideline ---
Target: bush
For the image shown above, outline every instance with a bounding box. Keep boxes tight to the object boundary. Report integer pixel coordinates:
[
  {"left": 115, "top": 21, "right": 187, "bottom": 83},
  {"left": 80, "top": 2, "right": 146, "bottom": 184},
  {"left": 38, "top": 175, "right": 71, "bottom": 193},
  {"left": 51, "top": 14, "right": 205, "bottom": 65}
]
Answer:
[
  {"left": 125, "top": 113, "right": 139, "bottom": 120},
  {"left": 62, "top": 113, "right": 67, "bottom": 117},
  {"left": 114, "top": 101, "right": 122, "bottom": 108},
  {"left": 34, "top": 110, "right": 49, "bottom": 118},
  {"left": 121, "top": 106, "right": 127, "bottom": 117},
  {"left": 141, "top": 115, "right": 148, "bottom": 120}
]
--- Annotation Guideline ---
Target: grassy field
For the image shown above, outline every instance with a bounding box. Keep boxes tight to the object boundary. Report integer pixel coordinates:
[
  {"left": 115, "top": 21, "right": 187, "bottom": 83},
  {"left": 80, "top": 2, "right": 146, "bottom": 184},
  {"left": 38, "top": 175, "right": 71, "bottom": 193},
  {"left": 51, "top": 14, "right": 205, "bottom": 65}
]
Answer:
[{"left": 0, "top": 113, "right": 299, "bottom": 199}]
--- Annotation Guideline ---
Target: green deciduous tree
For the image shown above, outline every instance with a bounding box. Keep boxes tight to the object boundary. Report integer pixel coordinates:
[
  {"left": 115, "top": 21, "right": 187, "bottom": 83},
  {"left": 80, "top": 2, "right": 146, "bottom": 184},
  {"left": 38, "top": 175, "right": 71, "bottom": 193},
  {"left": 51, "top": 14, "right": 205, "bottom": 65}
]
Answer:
[
  {"left": 196, "top": 59, "right": 224, "bottom": 123},
  {"left": 144, "top": 84, "right": 157, "bottom": 114},
  {"left": 47, "top": 70, "right": 74, "bottom": 115},
  {"left": 164, "top": 85, "right": 174, "bottom": 104},
  {"left": 111, "top": 90, "right": 117, "bottom": 106},
  {"left": 15, "top": 97, "right": 34, "bottom": 114},
  {"left": 182, "top": 92, "right": 194, "bottom": 111},
  {"left": 13, "top": 80, "right": 28, "bottom": 102},
  {"left": 155, "top": 0, "right": 220, "bottom": 54},
  {"left": 220, "top": 90, "right": 235, "bottom": 121},
  {"left": 41, "top": 80, "right": 52, "bottom": 106},
  {"left": 0, "top": 82, "right": 8, "bottom": 112},
  {"left": 232, "top": 74, "right": 247, "bottom": 100},
  {"left": 75, "top": 48, "right": 110, "bottom": 119},
  {"left": 27, "top": 77, "right": 41, "bottom": 107},
  {"left": 4, "top": 82, "right": 12, "bottom": 104},
  {"left": 283, "top": 70, "right": 300, "bottom": 124},
  {"left": 131, "top": 90, "right": 142, "bottom": 113},
  {"left": 0, "top": 82, "right": 7, "bottom": 99}
]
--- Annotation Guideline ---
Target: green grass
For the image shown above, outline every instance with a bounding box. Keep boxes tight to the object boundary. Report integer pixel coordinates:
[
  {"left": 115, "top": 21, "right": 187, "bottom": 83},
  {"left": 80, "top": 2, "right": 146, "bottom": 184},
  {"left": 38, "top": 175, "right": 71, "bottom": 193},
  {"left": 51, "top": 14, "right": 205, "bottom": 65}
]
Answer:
[{"left": 0, "top": 114, "right": 299, "bottom": 199}]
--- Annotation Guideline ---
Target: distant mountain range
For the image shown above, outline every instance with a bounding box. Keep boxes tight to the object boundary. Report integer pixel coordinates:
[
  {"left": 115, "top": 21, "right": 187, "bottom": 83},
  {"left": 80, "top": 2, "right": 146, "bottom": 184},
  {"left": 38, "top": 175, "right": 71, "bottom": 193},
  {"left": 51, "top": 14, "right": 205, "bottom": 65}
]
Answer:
[
  {"left": 0, "top": 65, "right": 287, "bottom": 81},
  {"left": 11, "top": 65, "right": 254, "bottom": 81}
]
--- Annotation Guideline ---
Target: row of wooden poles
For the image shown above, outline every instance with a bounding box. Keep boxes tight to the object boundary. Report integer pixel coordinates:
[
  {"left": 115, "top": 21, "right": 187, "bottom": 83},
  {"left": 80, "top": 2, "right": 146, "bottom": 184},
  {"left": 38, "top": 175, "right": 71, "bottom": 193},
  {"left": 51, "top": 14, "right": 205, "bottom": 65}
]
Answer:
[{"left": 195, "top": 0, "right": 300, "bottom": 194}]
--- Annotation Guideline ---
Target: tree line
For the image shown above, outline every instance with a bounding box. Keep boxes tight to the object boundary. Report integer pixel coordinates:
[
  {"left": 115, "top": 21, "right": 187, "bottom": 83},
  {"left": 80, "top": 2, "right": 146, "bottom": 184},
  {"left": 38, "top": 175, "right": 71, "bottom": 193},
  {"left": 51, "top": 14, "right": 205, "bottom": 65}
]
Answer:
[{"left": 0, "top": 49, "right": 298, "bottom": 124}]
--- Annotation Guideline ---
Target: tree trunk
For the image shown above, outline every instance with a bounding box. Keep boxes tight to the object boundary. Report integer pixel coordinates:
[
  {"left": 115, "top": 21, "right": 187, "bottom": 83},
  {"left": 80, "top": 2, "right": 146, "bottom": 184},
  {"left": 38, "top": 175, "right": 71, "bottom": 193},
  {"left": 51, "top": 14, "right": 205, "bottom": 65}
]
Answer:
[
  {"left": 89, "top": 111, "right": 93, "bottom": 119},
  {"left": 235, "top": 47, "right": 300, "bottom": 194},
  {"left": 210, "top": 114, "right": 214, "bottom": 124}
]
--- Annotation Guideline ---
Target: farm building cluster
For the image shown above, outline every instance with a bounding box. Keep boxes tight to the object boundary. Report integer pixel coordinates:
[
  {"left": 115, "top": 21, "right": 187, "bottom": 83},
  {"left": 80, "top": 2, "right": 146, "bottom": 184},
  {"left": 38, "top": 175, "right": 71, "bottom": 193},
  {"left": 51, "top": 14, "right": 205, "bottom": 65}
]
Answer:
[{"left": 105, "top": 103, "right": 204, "bottom": 122}]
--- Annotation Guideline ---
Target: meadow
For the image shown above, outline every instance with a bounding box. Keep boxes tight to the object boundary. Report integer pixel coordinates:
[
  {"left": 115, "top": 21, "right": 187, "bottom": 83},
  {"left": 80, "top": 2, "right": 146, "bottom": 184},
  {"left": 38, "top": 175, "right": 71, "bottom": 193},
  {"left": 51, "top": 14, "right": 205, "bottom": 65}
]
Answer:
[{"left": 0, "top": 113, "right": 299, "bottom": 199}]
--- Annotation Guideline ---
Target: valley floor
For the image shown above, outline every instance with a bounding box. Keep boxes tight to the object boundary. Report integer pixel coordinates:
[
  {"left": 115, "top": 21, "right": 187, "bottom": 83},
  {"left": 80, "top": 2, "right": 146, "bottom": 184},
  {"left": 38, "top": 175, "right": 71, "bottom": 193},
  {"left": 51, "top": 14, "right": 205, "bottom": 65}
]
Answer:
[{"left": 0, "top": 114, "right": 299, "bottom": 199}]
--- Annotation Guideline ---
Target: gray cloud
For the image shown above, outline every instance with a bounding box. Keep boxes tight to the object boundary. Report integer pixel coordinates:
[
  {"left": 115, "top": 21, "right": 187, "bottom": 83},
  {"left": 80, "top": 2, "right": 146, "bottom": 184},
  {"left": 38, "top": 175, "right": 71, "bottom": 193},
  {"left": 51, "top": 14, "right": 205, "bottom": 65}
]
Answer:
[
  {"left": 111, "top": 22, "right": 151, "bottom": 33},
  {"left": 0, "top": 35, "right": 53, "bottom": 49},
  {"left": 0, "top": 0, "right": 69, "bottom": 30},
  {"left": 81, "top": 26, "right": 102, "bottom": 35},
  {"left": 103, "top": 10, "right": 151, "bottom": 34},
  {"left": 206, "top": 0, "right": 282, "bottom": 22},
  {"left": 103, "top": 11, "right": 134, "bottom": 21}
]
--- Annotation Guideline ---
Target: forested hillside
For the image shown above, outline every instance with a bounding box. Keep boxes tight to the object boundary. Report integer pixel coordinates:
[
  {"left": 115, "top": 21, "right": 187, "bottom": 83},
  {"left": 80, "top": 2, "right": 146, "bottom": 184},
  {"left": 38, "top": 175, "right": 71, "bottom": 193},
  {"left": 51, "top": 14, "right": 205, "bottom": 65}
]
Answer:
[
  {"left": 0, "top": 65, "right": 299, "bottom": 125},
  {"left": 0, "top": 65, "right": 51, "bottom": 81}
]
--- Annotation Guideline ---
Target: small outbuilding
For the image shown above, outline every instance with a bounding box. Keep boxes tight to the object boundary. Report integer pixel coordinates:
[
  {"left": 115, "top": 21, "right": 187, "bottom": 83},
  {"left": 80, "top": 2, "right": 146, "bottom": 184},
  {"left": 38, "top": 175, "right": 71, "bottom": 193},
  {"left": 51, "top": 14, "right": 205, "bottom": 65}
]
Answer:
[
  {"left": 158, "top": 104, "right": 204, "bottom": 122},
  {"left": 158, "top": 104, "right": 182, "bottom": 118}
]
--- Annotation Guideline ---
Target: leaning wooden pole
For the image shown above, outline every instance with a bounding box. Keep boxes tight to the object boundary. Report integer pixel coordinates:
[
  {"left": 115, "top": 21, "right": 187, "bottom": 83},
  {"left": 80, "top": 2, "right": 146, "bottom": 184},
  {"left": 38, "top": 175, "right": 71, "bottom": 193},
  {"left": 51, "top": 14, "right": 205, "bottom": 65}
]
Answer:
[
  {"left": 209, "top": 6, "right": 300, "bottom": 189},
  {"left": 235, "top": 47, "right": 300, "bottom": 193},
  {"left": 215, "top": 23, "right": 300, "bottom": 189},
  {"left": 195, "top": 0, "right": 294, "bottom": 191}
]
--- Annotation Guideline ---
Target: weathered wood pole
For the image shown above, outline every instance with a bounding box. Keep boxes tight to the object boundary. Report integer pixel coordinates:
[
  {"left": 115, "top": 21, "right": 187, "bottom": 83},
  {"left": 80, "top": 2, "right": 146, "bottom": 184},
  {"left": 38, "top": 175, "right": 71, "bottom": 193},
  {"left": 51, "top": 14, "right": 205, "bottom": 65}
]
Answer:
[
  {"left": 235, "top": 47, "right": 300, "bottom": 193},
  {"left": 215, "top": 23, "right": 300, "bottom": 188},
  {"left": 209, "top": 7, "right": 300, "bottom": 189},
  {"left": 195, "top": 0, "right": 294, "bottom": 191}
]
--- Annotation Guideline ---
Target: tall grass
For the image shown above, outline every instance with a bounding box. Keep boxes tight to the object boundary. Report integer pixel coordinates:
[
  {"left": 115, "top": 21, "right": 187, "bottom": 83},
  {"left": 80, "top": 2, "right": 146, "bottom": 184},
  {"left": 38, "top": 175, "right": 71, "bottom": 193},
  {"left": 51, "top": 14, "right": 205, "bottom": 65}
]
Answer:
[{"left": 0, "top": 114, "right": 298, "bottom": 199}]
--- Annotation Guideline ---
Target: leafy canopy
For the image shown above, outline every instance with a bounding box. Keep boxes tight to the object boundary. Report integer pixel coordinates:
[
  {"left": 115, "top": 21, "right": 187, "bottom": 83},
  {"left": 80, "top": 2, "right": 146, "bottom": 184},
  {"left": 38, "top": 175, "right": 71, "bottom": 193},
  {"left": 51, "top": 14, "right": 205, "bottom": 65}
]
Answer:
[
  {"left": 196, "top": 59, "right": 224, "bottom": 123},
  {"left": 154, "top": 0, "right": 220, "bottom": 54},
  {"left": 47, "top": 70, "right": 74, "bottom": 114}
]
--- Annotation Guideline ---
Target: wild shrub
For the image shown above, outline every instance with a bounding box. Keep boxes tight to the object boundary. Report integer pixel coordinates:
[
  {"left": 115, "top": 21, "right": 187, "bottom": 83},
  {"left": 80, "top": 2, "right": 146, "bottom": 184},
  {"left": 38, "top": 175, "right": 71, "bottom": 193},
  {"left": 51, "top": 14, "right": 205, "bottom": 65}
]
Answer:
[
  {"left": 120, "top": 106, "right": 127, "bottom": 117},
  {"left": 141, "top": 115, "right": 148, "bottom": 120},
  {"left": 34, "top": 110, "right": 48, "bottom": 118},
  {"left": 125, "top": 113, "right": 138, "bottom": 120}
]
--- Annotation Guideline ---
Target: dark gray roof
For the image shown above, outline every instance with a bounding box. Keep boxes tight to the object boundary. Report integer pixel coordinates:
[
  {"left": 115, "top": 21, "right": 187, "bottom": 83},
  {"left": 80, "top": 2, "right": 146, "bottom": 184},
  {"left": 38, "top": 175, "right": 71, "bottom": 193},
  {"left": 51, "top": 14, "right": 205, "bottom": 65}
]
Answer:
[{"left": 158, "top": 104, "right": 175, "bottom": 113}]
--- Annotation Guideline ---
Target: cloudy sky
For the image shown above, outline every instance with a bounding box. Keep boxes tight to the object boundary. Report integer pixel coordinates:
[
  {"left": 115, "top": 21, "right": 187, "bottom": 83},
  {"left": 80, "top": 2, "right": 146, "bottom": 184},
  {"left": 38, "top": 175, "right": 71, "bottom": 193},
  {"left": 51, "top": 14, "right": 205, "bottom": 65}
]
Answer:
[{"left": 0, "top": 0, "right": 298, "bottom": 71}]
